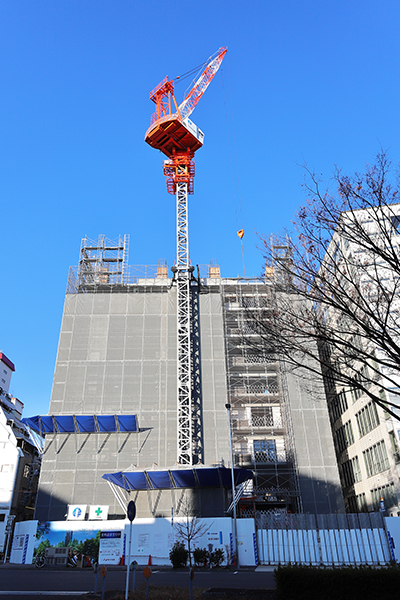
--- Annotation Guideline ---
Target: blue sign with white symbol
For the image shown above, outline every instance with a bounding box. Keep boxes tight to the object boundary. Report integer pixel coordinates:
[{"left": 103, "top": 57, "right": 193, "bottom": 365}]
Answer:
[{"left": 72, "top": 507, "right": 82, "bottom": 518}]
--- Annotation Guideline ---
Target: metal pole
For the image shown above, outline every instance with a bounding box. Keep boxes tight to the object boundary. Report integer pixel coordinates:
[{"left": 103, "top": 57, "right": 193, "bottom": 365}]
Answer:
[
  {"left": 125, "top": 521, "right": 132, "bottom": 600},
  {"left": 225, "top": 403, "right": 239, "bottom": 568}
]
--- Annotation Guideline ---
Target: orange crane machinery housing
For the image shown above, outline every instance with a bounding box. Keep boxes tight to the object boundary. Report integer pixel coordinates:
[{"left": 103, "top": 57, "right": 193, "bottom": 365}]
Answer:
[{"left": 145, "top": 47, "right": 227, "bottom": 465}]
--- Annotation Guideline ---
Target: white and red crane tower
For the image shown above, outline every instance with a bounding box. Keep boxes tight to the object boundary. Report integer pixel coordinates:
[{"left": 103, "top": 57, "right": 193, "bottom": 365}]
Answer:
[{"left": 145, "top": 47, "right": 227, "bottom": 466}]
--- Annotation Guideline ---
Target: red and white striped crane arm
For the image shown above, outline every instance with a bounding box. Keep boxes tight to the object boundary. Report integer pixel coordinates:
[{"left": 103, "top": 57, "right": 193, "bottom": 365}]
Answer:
[{"left": 178, "top": 47, "right": 227, "bottom": 121}]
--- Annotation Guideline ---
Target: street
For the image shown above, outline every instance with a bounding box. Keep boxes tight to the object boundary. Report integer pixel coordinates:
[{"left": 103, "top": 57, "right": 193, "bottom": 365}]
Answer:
[{"left": 0, "top": 564, "right": 276, "bottom": 598}]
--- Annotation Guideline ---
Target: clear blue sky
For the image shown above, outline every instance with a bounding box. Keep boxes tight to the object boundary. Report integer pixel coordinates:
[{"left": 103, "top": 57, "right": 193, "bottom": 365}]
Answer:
[{"left": 2, "top": 0, "right": 400, "bottom": 416}]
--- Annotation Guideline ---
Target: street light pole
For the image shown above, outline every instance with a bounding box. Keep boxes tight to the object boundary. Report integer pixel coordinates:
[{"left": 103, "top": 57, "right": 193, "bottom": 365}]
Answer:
[{"left": 225, "top": 403, "right": 239, "bottom": 568}]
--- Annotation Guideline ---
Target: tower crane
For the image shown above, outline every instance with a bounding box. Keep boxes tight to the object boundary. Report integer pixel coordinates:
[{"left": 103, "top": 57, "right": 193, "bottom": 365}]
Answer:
[{"left": 145, "top": 47, "right": 227, "bottom": 466}]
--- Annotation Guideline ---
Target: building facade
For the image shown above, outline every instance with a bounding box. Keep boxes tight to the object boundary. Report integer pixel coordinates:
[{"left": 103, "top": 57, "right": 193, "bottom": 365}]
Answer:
[
  {"left": 319, "top": 204, "right": 400, "bottom": 516},
  {"left": 34, "top": 235, "right": 343, "bottom": 522},
  {"left": 0, "top": 353, "right": 41, "bottom": 555}
]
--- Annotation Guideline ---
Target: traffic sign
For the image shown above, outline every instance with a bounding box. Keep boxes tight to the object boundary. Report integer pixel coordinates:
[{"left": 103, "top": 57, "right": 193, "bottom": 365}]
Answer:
[
  {"left": 143, "top": 566, "right": 151, "bottom": 579},
  {"left": 127, "top": 500, "right": 136, "bottom": 522},
  {"left": 5, "top": 515, "right": 15, "bottom": 534}
]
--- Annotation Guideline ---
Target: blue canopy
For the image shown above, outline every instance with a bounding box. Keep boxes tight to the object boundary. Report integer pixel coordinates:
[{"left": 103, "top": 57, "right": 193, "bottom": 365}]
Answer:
[
  {"left": 21, "top": 414, "right": 138, "bottom": 436},
  {"left": 102, "top": 467, "right": 253, "bottom": 490}
]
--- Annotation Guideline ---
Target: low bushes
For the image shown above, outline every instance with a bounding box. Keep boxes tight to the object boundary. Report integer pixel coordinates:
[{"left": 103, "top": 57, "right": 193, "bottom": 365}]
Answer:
[
  {"left": 169, "top": 542, "right": 188, "bottom": 568},
  {"left": 274, "top": 564, "right": 400, "bottom": 600}
]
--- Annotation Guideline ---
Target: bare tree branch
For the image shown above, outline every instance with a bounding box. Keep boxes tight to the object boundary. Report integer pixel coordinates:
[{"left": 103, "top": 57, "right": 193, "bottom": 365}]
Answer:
[{"left": 257, "top": 151, "right": 400, "bottom": 422}]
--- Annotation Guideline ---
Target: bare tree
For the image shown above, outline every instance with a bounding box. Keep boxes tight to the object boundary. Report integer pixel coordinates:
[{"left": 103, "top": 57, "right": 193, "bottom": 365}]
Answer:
[
  {"left": 256, "top": 152, "right": 400, "bottom": 421},
  {"left": 174, "top": 498, "right": 211, "bottom": 566}
]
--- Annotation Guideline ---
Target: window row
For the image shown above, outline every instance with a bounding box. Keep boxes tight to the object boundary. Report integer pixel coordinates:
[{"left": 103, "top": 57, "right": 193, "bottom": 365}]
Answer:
[
  {"left": 329, "top": 390, "right": 348, "bottom": 423},
  {"left": 356, "top": 401, "right": 379, "bottom": 437},
  {"left": 363, "top": 440, "right": 389, "bottom": 477},
  {"left": 335, "top": 420, "right": 354, "bottom": 453},
  {"left": 340, "top": 456, "right": 362, "bottom": 488},
  {"left": 350, "top": 366, "right": 370, "bottom": 403},
  {"left": 347, "top": 493, "right": 367, "bottom": 513},
  {"left": 371, "top": 483, "right": 397, "bottom": 511}
]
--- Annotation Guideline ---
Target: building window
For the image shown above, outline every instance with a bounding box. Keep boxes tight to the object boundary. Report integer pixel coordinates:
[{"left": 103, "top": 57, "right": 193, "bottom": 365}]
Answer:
[
  {"left": 390, "top": 215, "right": 400, "bottom": 232},
  {"left": 371, "top": 483, "right": 397, "bottom": 510},
  {"left": 254, "top": 439, "right": 277, "bottom": 463},
  {"left": 363, "top": 440, "right": 389, "bottom": 477},
  {"left": 0, "top": 514, "right": 5, "bottom": 522},
  {"left": 329, "top": 390, "right": 348, "bottom": 423},
  {"left": 350, "top": 366, "right": 369, "bottom": 403},
  {"left": 340, "top": 456, "right": 362, "bottom": 488},
  {"left": 387, "top": 387, "right": 400, "bottom": 407},
  {"left": 356, "top": 402, "right": 379, "bottom": 437},
  {"left": 347, "top": 493, "right": 367, "bottom": 513},
  {"left": 334, "top": 420, "right": 354, "bottom": 453}
]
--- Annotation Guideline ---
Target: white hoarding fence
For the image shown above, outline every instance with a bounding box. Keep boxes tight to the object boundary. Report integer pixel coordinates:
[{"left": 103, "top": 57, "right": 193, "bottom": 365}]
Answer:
[{"left": 256, "top": 512, "right": 391, "bottom": 566}]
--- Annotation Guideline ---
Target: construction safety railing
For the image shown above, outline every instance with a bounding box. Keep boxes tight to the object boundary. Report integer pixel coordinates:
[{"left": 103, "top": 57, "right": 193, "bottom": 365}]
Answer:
[
  {"left": 66, "top": 264, "right": 220, "bottom": 293},
  {"left": 234, "top": 449, "right": 288, "bottom": 465}
]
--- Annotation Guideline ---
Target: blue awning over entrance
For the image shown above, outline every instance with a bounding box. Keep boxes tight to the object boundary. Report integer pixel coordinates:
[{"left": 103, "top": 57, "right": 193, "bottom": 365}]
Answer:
[
  {"left": 21, "top": 414, "right": 138, "bottom": 436},
  {"left": 102, "top": 467, "right": 253, "bottom": 490}
]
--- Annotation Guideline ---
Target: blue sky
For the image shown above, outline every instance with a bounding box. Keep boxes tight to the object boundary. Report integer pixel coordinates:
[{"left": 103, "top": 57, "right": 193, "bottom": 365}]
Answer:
[{"left": 2, "top": 0, "right": 400, "bottom": 416}]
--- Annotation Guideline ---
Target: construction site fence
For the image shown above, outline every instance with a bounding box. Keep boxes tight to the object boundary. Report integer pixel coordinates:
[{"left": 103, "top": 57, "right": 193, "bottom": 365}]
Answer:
[{"left": 254, "top": 511, "right": 392, "bottom": 566}]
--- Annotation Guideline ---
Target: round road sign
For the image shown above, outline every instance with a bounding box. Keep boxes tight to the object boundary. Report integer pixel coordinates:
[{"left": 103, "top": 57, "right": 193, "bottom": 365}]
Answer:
[
  {"left": 143, "top": 566, "right": 151, "bottom": 579},
  {"left": 127, "top": 500, "right": 136, "bottom": 522}
]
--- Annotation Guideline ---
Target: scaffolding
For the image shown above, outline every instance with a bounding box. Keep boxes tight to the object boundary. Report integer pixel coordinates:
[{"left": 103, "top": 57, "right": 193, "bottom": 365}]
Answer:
[
  {"left": 75, "top": 235, "right": 130, "bottom": 290},
  {"left": 221, "top": 278, "right": 301, "bottom": 514}
]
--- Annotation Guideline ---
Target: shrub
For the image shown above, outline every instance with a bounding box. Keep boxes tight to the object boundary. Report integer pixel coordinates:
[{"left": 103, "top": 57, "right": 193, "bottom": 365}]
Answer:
[
  {"left": 193, "top": 547, "right": 207, "bottom": 567},
  {"left": 169, "top": 541, "right": 188, "bottom": 568},
  {"left": 274, "top": 564, "right": 400, "bottom": 600},
  {"left": 210, "top": 548, "right": 224, "bottom": 568}
]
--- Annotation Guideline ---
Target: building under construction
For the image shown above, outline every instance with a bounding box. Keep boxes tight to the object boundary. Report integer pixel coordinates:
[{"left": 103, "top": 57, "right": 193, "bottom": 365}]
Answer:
[
  {"left": 30, "top": 48, "right": 343, "bottom": 522},
  {"left": 31, "top": 235, "right": 344, "bottom": 521}
]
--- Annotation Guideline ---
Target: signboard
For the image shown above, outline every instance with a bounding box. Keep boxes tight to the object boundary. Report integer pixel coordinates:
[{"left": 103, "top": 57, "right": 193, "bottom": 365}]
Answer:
[
  {"left": 5, "top": 515, "right": 15, "bottom": 534},
  {"left": 127, "top": 500, "right": 136, "bottom": 522},
  {"left": 89, "top": 505, "right": 109, "bottom": 520},
  {"left": 67, "top": 505, "right": 87, "bottom": 520},
  {"left": 98, "top": 531, "right": 122, "bottom": 565}
]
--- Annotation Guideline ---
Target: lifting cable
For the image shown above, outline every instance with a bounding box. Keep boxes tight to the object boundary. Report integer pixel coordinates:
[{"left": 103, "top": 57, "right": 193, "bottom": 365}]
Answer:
[{"left": 221, "top": 57, "right": 246, "bottom": 277}]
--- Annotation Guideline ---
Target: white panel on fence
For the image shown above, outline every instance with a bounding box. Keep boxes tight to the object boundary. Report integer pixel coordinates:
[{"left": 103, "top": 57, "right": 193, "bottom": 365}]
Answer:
[
  {"left": 298, "top": 530, "right": 308, "bottom": 563},
  {"left": 372, "top": 528, "right": 385, "bottom": 564},
  {"left": 361, "top": 529, "right": 373, "bottom": 563},
  {"left": 338, "top": 529, "right": 349, "bottom": 563},
  {"left": 367, "top": 528, "right": 379, "bottom": 564},
  {"left": 310, "top": 530, "right": 319, "bottom": 565},
  {"left": 331, "top": 530, "right": 341, "bottom": 564},
  {"left": 290, "top": 530, "right": 299, "bottom": 563},
  {"left": 319, "top": 529, "right": 328, "bottom": 564},
  {"left": 282, "top": 530, "right": 290, "bottom": 563},
  {"left": 345, "top": 529, "right": 360, "bottom": 564},
  {"left": 378, "top": 527, "right": 391, "bottom": 563},
  {"left": 270, "top": 529, "right": 276, "bottom": 564},
  {"left": 355, "top": 528, "right": 367, "bottom": 563}
]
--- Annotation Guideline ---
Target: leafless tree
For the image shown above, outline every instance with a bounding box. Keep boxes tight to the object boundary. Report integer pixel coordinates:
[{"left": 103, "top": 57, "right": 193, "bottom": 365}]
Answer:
[
  {"left": 255, "top": 152, "right": 400, "bottom": 421},
  {"left": 174, "top": 498, "right": 211, "bottom": 566}
]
